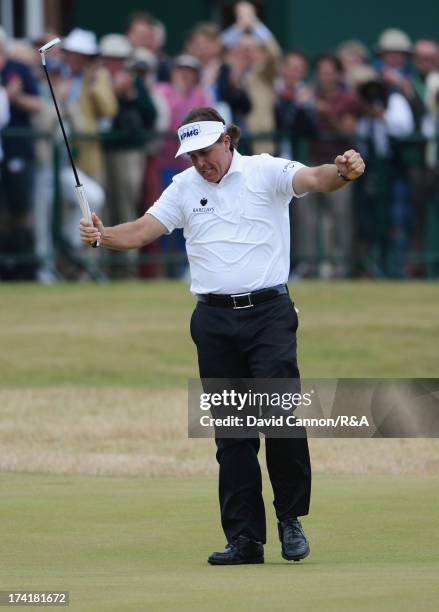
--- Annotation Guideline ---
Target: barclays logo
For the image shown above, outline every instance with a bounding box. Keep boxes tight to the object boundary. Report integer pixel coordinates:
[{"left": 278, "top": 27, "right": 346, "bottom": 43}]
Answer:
[{"left": 192, "top": 206, "right": 214, "bottom": 214}]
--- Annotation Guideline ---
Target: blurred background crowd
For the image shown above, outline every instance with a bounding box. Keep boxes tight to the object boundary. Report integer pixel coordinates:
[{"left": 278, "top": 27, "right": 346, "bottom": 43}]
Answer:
[{"left": 1, "top": 1, "right": 439, "bottom": 282}]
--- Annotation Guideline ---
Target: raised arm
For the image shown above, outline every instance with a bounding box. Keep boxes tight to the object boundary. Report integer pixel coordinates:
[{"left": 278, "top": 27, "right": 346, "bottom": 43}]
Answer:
[
  {"left": 293, "top": 149, "right": 365, "bottom": 195},
  {"left": 80, "top": 212, "right": 167, "bottom": 250}
]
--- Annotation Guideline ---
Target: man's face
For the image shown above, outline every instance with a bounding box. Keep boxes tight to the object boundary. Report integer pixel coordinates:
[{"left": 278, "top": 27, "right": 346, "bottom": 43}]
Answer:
[
  {"left": 188, "top": 136, "right": 232, "bottom": 183},
  {"left": 172, "top": 66, "right": 199, "bottom": 92},
  {"left": 381, "top": 50, "right": 407, "bottom": 69},
  {"left": 233, "top": 34, "right": 262, "bottom": 68},
  {"left": 102, "top": 56, "right": 126, "bottom": 76},
  {"left": 63, "top": 50, "right": 90, "bottom": 74},
  {"left": 282, "top": 54, "right": 307, "bottom": 85},
  {"left": 316, "top": 59, "right": 339, "bottom": 87},
  {"left": 414, "top": 41, "right": 439, "bottom": 76},
  {"left": 186, "top": 34, "right": 220, "bottom": 65},
  {"left": 127, "top": 21, "right": 152, "bottom": 49}
]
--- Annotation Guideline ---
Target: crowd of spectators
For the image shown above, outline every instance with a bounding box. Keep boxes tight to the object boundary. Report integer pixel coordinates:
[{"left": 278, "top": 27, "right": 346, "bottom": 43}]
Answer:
[{"left": 1, "top": 1, "right": 439, "bottom": 281}]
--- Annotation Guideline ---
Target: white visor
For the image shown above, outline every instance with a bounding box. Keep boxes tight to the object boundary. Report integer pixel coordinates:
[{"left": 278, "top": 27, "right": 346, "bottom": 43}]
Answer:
[{"left": 175, "top": 121, "right": 225, "bottom": 157}]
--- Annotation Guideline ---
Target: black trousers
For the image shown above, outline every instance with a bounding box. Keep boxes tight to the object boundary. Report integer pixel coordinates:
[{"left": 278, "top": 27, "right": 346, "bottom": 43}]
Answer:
[{"left": 190, "top": 293, "right": 312, "bottom": 544}]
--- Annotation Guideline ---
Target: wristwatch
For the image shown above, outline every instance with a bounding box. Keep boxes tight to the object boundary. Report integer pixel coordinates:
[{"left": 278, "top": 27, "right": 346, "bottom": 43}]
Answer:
[{"left": 337, "top": 170, "right": 352, "bottom": 182}]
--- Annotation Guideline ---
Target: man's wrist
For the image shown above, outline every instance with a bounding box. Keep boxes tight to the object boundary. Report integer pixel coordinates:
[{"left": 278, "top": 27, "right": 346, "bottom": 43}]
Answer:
[
  {"left": 336, "top": 169, "right": 352, "bottom": 182},
  {"left": 99, "top": 229, "right": 109, "bottom": 248}
]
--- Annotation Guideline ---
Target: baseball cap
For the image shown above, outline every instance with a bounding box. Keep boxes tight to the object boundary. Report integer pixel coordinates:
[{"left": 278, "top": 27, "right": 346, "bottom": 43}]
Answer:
[{"left": 175, "top": 120, "right": 225, "bottom": 157}]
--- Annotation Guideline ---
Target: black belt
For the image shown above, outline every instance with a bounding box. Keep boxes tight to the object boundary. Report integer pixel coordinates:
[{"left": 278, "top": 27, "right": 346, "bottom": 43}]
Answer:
[{"left": 197, "top": 284, "right": 288, "bottom": 309}]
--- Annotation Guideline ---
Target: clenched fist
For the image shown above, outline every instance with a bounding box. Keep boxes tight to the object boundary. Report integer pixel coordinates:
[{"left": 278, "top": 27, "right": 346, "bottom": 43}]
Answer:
[{"left": 335, "top": 150, "right": 365, "bottom": 181}]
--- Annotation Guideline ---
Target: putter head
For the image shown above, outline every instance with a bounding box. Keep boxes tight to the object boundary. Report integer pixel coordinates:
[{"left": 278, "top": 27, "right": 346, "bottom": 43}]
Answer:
[{"left": 39, "top": 37, "right": 61, "bottom": 65}]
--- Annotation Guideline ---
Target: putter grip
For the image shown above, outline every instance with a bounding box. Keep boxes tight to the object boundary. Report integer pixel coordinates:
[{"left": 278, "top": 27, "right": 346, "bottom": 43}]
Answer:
[{"left": 75, "top": 184, "right": 99, "bottom": 248}]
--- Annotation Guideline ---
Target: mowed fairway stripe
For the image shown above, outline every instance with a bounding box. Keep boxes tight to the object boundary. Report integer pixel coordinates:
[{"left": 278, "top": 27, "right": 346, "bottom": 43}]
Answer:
[
  {"left": 0, "top": 281, "right": 438, "bottom": 385},
  {"left": 1, "top": 386, "right": 438, "bottom": 476},
  {"left": 0, "top": 473, "right": 438, "bottom": 612}
]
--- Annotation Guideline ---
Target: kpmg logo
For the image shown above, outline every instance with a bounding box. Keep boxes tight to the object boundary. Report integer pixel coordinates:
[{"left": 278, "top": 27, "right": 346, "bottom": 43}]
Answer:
[{"left": 181, "top": 124, "right": 201, "bottom": 141}]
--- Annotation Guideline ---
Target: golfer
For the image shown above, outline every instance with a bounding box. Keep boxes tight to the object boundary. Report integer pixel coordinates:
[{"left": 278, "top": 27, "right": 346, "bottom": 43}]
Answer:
[{"left": 80, "top": 106, "right": 365, "bottom": 565}]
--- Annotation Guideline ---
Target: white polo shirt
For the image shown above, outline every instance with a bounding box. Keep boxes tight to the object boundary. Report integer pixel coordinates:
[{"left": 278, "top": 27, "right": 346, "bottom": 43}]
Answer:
[{"left": 147, "top": 150, "right": 308, "bottom": 294}]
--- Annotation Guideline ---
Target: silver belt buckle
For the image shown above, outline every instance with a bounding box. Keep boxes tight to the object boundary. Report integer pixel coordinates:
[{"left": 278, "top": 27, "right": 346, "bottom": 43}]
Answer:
[{"left": 231, "top": 292, "right": 253, "bottom": 309}]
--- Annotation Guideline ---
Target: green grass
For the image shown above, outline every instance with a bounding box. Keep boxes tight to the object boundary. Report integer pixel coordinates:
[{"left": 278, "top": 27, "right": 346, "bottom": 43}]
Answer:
[
  {"left": 0, "top": 473, "right": 438, "bottom": 612},
  {"left": 1, "top": 280, "right": 438, "bottom": 610},
  {"left": 0, "top": 280, "right": 438, "bottom": 386}
]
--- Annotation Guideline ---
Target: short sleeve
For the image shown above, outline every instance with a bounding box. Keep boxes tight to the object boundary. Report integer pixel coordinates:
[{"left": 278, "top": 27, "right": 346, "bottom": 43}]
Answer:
[
  {"left": 145, "top": 176, "right": 184, "bottom": 234},
  {"left": 259, "top": 154, "right": 308, "bottom": 199}
]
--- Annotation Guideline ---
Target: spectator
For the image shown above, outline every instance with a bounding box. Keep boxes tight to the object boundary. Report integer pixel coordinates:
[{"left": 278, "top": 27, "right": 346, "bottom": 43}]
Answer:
[
  {"left": 0, "top": 26, "right": 41, "bottom": 280},
  {"left": 372, "top": 31, "right": 418, "bottom": 276},
  {"left": 154, "top": 55, "right": 212, "bottom": 276},
  {"left": 126, "top": 47, "right": 168, "bottom": 146},
  {"left": 184, "top": 23, "right": 234, "bottom": 123},
  {"left": 32, "top": 52, "right": 65, "bottom": 283},
  {"left": 221, "top": 1, "right": 278, "bottom": 49},
  {"left": 8, "top": 36, "right": 61, "bottom": 282},
  {"left": 414, "top": 39, "right": 439, "bottom": 86},
  {"left": 405, "top": 39, "right": 439, "bottom": 132},
  {"left": 126, "top": 12, "right": 154, "bottom": 49},
  {"left": 374, "top": 29, "right": 413, "bottom": 95},
  {"left": 149, "top": 20, "right": 166, "bottom": 53},
  {"left": 32, "top": 49, "right": 106, "bottom": 279},
  {"left": 311, "top": 54, "right": 362, "bottom": 147},
  {"left": 301, "top": 54, "right": 362, "bottom": 277},
  {"left": 62, "top": 28, "right": 117, "bottom": 183},
  {"left": 233, "top": 33, "right": 280, "bottom": 154},
  {"left": 155, "top": 54, "right": 212, "bottom": 177},
  {"left": 354, "top": 66, "right": 414, "bottom": 157},
  {"left": 0, "top": 30, "right": 10, "bottom": 164},
  {"left": 402, "top": 40, "right": 439, "bottom": 273},
  {"left": 184, "top": 23, "right": 222, "bottom": 101},
  {"left": 60, "top": 28, "right": 116, "bottom": 257},
  {"left": 128, "top": 47, "right": 170, "bottom": 131},
  {"left": 414, "top": 39, "right": 439, "bottom": 155},
  {"left": 7, "top": 39, "right": 36, "bottom": 68},
  {"left": 274, "top": 49, "right": 317, "bottom": 159},
  {"left": 126, "top": 12, "right": 170, "bottom": 82},
  {"left": 0, "top": 83, "right": 10, "bottom": 163},
  {"left": 127, "top": 47, "right": 170, "bottom": 156},
  {"left": 274, "top": 49, "right": 317, "bottom": 279},
  {"left": 100, "top": 34, "right": 157, "bottom": 277},
  {"left": 355, "top": 67, "right": 415, "bottom": 277},
  {"left": 129, "top": 47, "right": 171, "bottom": 279},
  {"left": 336, "top": 39, "right": 369, "bottom": 89},
  {"left": 216, "top": 38, "right": 252, "bottom": 128}
]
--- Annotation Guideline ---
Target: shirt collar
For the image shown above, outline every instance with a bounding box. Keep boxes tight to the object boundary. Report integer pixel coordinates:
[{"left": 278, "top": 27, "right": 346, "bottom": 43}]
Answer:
[
  {"left": 223, "top": 149, "right": 244, "bottom": 179},
  {"left": 194, "top": 149, "right": 244, "bottom": 185}
]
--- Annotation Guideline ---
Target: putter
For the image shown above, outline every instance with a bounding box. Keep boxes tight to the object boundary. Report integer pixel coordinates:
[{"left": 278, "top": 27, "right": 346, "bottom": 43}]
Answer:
[{"left": 39, "top": 37, "right": 99, "bottom": 248}]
